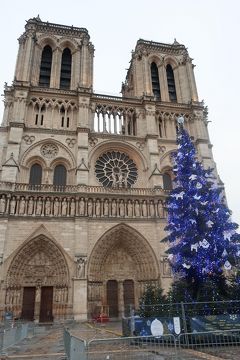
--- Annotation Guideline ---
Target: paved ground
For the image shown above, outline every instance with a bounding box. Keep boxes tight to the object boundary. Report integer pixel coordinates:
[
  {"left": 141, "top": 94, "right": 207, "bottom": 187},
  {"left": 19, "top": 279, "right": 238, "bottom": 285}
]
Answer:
[
  {"left": 3, "top": 325, "right": 65, "bottom": 359},
  {"left": 2, "top": 321, "right": 122, "bottom": 359},
  {"left": 2, "top": 321, "right": 240, "bottom": 360}
]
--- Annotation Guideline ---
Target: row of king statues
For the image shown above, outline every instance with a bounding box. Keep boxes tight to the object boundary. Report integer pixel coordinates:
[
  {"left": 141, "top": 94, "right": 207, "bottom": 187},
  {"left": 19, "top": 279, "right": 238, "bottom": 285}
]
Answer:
[{"left": 0, "top": 194, "right": 167, "bottom": 218}]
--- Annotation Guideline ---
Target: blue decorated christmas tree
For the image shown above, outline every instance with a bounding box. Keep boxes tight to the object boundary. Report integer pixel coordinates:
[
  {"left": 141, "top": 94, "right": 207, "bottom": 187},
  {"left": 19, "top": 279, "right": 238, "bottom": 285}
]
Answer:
[{"left": 164, "top": 118, "right": 240, "bottom": 301}]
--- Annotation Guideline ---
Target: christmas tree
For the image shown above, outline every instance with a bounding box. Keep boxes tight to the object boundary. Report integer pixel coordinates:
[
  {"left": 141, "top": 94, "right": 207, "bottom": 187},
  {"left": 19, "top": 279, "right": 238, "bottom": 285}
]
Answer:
[
  {"left": 139, "top": 284, "right": 166, "bottom": 317},
  {"left": 164, "top": 118, "right": 240, "bottom": 301}
]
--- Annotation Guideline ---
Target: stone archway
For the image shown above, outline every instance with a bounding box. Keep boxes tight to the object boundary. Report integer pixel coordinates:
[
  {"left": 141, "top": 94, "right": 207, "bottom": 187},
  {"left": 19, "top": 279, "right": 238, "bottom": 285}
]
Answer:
[
  {"left": 88, "top": 224, "right": 160, "bottom": 318},
  {"left": 5, "top": 235, "right": 70, "bottom": 322}
]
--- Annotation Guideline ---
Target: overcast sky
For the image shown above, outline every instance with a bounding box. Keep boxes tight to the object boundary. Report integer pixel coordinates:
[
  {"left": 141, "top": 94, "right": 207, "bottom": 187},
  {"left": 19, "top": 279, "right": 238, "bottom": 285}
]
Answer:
[{"left": 0, "top": 0, "right": 239, "bottom": 222}]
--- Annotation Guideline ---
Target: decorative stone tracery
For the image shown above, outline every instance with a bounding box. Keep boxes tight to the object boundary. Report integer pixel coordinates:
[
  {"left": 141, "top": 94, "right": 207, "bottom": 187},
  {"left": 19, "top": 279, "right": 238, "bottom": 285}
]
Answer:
[
  {"left": 40, "top": 143, "right": 59, "bottom": 159},
  {"left": 95, "top": 151, "right": 138, "bottom": 188}
]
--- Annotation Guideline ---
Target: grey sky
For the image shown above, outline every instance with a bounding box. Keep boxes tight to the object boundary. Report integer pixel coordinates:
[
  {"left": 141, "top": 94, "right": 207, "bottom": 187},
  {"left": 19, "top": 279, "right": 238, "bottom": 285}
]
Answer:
[{"left": 0, "top": 0, "right": 239, "bottom": 222}]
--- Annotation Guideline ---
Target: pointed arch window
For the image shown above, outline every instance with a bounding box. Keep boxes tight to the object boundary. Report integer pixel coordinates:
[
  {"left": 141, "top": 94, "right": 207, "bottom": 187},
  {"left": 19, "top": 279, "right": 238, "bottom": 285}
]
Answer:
[
  {"left": 151, "top": 62, "right": 161, "bottom": 100},
  {"left": 163, "top": 173, "right": 172, "bottom": 190},
  {"left": 39, "top": 45, "right": 52, "bottom": 87},
  {"left": 29, "top": 164, "right": 42, "bottom": 185},
  {"left": 60, "top": 48, "right": 72, "bottom": 89},
  {"left": 166, "top": 64, "right": 177, "bottom": 102},
  {"left": 53, "top": 165, "right": 67, "bottom": 187}
]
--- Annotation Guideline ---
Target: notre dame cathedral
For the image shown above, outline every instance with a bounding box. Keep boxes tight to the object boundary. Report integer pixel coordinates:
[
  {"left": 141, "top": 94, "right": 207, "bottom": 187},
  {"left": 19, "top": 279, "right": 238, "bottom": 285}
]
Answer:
[{"left": 0, "top": 17, "right": 214, "bottom": 322}]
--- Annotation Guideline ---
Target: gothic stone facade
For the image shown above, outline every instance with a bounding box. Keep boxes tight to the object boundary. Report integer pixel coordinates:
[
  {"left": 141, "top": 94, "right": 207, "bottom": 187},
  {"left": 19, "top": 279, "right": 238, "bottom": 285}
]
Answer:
[{"left": 0, "top": 17, "right": 214, "bottom": 321}]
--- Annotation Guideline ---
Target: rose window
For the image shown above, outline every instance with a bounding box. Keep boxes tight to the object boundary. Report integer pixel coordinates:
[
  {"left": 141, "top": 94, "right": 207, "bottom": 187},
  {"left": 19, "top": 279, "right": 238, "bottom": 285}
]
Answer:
[
  {"left": 40, "top": 143, "right": 59, "bottom": 159},
  {"left": 95, "top": 151, "right": 138, "bottom": 188}
]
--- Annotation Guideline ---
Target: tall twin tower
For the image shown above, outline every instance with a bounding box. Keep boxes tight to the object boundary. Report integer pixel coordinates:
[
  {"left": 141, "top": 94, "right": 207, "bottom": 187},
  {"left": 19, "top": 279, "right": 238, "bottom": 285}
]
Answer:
[{"left": 0, "top": 17, "right": 215, "bottom": 321}]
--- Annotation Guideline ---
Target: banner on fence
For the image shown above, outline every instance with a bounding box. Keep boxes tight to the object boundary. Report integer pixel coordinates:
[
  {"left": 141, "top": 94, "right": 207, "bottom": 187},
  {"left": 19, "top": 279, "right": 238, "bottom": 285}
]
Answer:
[
  {"left": 133, "top": 316, "right": 181, "bottom": 337},
  {"left": 190, "top": 314, "right": 240, "bottom": 332}
]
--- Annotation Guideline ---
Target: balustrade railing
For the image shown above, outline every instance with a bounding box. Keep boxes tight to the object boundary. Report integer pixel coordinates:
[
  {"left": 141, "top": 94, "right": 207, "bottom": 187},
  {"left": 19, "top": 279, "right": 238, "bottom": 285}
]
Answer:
[{"left": 0, "top": 182, "right": 168, "bottom": 196}]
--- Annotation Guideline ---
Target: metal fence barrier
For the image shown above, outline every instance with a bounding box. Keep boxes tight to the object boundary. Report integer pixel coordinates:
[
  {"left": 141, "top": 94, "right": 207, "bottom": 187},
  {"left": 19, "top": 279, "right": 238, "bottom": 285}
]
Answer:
[
  {"left": 64, "top": 328, "right": 240, "bottom": 360},
  {"left": 64, "top": 328, "right": 87, "bottom": 360},
  {"left": 0, "top": 323, "right": 30, "bottom": 354},
  {"left": 87, "top": 335, "right": 177, "bottom": 360},
  {"left": 178, "top": 329, "right": 240, "bottom": 359}
]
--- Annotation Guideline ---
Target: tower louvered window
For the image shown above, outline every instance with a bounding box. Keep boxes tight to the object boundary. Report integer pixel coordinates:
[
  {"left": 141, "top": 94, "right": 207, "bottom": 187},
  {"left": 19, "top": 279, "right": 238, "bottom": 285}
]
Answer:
[
  {"left": 53, "top": 165, "right": 67, "bottom": 187},
  {"left": 60, "top": 48, "right": 72, "bottom": 89},
  {"left": 151, "top": 62, "right": 161, "bottom": 100},
  {"left": 39, "top": 46, "right": 52, "bottom": 87},
  {"left": 29, "top": 164, "right": 42, "bottom": 185},
  {"left": 166, "top": 64, "right": 177, "bottom": 102}
]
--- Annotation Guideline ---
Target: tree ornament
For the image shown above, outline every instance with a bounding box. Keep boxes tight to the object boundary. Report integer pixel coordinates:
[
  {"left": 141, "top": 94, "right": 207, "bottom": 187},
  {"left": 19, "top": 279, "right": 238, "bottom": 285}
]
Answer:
[
  {"left": 196, "top": 182, "right": 202, "bottom": 189},
  {"left": 189, "top": 174, "right": 197, "bottom": 181},
  {"left": 191, "top": 243, "right": 199, "bottom": 252},
  {"left": 222, "top": 249, "right": 228, "bottom": 257},
  {"left": 183, "top": 263, "right": 191, "bottom": 269},
  {"left": 193, "top": 195, "right": 201, "bottom": 200},
  {"left": 206, "top": 220, "right": 214, "bottom": 228},
  {"left": 174, "top": 191, "right": 185, "bottom": 200},
  {"left": 224, "top": 261, "right": 232, "bottom": 270},
  {"left": 223, "top": 230, "right": 233, "bottom": 241},
  {"left": 199, "top": 239, "right": 210, "bottom": 249},
  {"left": 168, "top": 254, "right": 174, "bottom": 261}
]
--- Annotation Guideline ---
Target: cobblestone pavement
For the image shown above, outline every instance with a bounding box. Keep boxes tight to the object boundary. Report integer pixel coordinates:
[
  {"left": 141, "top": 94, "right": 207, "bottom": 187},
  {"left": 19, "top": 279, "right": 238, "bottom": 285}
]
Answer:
[
  {"left": 3, "top": 324, "right": 65, "bottom": 359},
  {"left": 3, "top": 321, "right": 122, "bottom": 359},
  {"left": 3, "top": 322, "right": 240, "bottom": 360}
]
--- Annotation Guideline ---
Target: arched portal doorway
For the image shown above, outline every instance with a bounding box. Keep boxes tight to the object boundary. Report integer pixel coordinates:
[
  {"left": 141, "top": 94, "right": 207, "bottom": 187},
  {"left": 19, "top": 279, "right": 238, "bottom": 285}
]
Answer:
[
  {"left": 88, "top": 224, "right": 159, "bottom": 318},
  {"left": 5, "top": 235, "right": 69, "bottom": 322}
]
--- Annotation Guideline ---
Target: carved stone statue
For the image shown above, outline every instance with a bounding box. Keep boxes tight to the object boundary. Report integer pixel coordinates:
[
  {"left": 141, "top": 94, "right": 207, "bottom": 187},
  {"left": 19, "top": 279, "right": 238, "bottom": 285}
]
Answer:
[
  {"left": 95, "top": 199, "right": 100, "bottom": 216},
  {"left": 118, "top": 171, "right": 123, "bottom": 187},
  {"left": 150, "top": 200, "right": 155, "bottom": 217},
  {"left": 70, "top": 198, "right": 75, "bottom": 216},
  {"left": 79, "top": 198, "right": 85, "bottom": 216},
  {"left": 19, "top": 196, "right": 26, "bottom": 215},
  {"left": 157, "top": 201, "right": 163, "bottom": 218},
  {"left": 45, "top": 197, "right": 51, "bottom": 216},
  {"left": 163, "top": 257, "right": 171, "bottom": 276},
  {"left": 134, "top": 200, "right": 140, "bottom": 217},
  {"left": 27, "top": 197, "right": 34, "bottom": 215},
  {"left": 0, "top": 195, "right": 6, "bottom": 214},
  {"left": 10, "top": 197, "right": 16, "bottom": 215},
  {"left": 76, "top": 256, "right": 87, "bottom": 278},
  {"left": 127, "top": 200, "right": 133, "bottom": 217},
  {"left": 36, "top": 197, "right": 43, "bottom": 216},
  {"left": 112, "top": 172, "right": 117, "bottom": 188},
  {"left": 111, "top": 199, "right": 117, "bottom": 217},
  {"left": 61, "top": 198, "right": 68, "bottom": 216},
  {"left": 53, "top": 198, "right": 59, "bottom": 216},
  {"left": 123, "top": 172, "right": 128, "bottom": 188},
  {"left": 103, "top": 199, "right": 109, "bottom": 216},
  {"left": 142, "top": 200, "right": 147, "bottom": 217},
  {"left": 87, "top": 199, "right": 93, "bottom": 216},
  {"left": 119, "top": 200, "right": 125, "bottom": 217}
]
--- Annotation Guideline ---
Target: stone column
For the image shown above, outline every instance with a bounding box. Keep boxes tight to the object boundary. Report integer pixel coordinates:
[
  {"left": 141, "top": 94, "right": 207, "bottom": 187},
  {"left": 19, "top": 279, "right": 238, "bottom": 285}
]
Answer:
[
  {"left": 51, "top": 47, "right": 61, "bottom": 89},
  {"left": 159, "top": 65, "right": 168, "bottom": 101},
  {"left": 118, "top": 281, "right": 124, "bottom": 318},
  {"left": 72, "top": 278, "right": 88, "bottom": 320},
  {"left": 186, "top": 61, "right": 199, "bottom": 102},
  {"left": 34, "top": 286, "right": 41, "bottom": 323}
]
